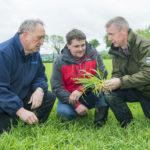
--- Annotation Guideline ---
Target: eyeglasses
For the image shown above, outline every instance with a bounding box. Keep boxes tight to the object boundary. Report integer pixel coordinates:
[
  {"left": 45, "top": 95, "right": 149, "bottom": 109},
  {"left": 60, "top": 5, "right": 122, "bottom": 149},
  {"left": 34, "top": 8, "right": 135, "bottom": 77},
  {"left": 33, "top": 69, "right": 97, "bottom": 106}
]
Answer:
[
  {"left": 35, "top": 35, "right": 46, "bottom": 41},
  {"left": 28, "top": 32, "right": 46, "bottom": 41}
]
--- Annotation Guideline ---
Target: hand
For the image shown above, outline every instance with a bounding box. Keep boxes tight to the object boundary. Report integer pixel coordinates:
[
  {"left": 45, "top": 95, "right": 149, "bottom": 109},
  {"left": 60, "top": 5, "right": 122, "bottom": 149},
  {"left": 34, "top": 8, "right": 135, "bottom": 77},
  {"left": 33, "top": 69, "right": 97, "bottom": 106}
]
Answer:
[
  {"left": 75, "top": 104, "right": 88, "bottom": 116},
  {"left": 104, "top": 78, "right": 121, "bottom": 91},
  {"left": 28, "top": 87, "right": 44, "bottom": 109},
  {"left": 16, "top": 107, "right": 38, "bottom": 124},
  {"left": 69, "top": 90, "right": 82, "bottom": 105}
]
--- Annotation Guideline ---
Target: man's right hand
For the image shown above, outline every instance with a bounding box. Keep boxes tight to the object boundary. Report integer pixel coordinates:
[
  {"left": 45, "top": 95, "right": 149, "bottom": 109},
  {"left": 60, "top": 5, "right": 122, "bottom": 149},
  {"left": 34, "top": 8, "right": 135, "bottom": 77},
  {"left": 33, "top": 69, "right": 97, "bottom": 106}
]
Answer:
[
  {"left": 16, "top": 107, "right": 38, "bottom": 124},
  {"left": 75, "top": 104, "right": 88, "bottom": 116},
  {"left": 69, "top": 90, "right": 82, "bottom": 105},
  {"left": 103, "top": 78, "right": 122, "bottom": 92}
]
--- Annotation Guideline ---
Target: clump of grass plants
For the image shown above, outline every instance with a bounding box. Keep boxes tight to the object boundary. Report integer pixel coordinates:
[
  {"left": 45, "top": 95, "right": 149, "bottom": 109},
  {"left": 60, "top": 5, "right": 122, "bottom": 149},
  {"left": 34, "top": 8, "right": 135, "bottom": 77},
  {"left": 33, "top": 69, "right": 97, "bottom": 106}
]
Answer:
[{"left": 73, "top": 69, "right": 107, "bottom": 96}]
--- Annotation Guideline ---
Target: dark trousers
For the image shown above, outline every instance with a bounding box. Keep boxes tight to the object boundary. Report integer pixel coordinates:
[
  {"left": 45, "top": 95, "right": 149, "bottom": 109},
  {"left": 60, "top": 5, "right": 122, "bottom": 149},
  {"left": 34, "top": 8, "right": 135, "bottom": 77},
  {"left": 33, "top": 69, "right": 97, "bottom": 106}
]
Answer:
[
  {"left": 57, "top": 91, "right": 108, "bottom": 120},
  {"left": 106, "top": 88, "right": 150, "bottom": 127},
  {"left": 0, "top": 91, "right": 56, "bottom": 133},
  {"left": 79, "top": 91, "right": 108, "bottom": 109}
]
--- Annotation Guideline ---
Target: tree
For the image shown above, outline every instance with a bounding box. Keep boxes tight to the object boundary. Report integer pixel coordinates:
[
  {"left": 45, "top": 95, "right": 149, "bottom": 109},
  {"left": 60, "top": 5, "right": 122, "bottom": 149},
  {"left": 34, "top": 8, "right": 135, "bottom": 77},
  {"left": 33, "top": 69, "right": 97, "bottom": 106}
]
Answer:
[
  {"left": 103, "top": 34, "right": 111, "bottom": 48},
  {"left": 89, "top": 39, "right": 100, "bottom": 48},
  {"left": 136, "top": 26, "right": 150, "bottom": 38},
  {"left": 49, "top": 35, "right": 65, "bottom": 54},
  {"left": 44, "top": 34, "right": 49, "bottom": 43}
]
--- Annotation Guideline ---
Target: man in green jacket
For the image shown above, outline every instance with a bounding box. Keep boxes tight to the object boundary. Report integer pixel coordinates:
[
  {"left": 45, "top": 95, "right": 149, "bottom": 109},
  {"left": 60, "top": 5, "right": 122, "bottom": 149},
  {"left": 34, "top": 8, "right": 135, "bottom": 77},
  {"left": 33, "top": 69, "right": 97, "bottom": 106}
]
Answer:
[{"left": 104, "top": 16, "right": 150, "bottom": 127}]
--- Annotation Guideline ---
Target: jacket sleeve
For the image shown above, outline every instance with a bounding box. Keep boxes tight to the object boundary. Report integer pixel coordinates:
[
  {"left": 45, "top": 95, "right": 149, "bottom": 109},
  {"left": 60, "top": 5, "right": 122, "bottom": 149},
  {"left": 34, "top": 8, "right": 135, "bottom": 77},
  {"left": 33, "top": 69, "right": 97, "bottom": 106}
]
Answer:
[
  {"left": 97, "top": 53, "right": 108, "bottom": 79},
  {"left": 51, "top": 58, "right": 70, "bottom": 103},
  {"left": 0, "top": 52, "right": 23, "bottom": 116},
  {"left": 31, "top": 55, "right": 48, "bottom": 92},
  {"left": 121, "top": 45, "right": 150, "bottom": 88}
]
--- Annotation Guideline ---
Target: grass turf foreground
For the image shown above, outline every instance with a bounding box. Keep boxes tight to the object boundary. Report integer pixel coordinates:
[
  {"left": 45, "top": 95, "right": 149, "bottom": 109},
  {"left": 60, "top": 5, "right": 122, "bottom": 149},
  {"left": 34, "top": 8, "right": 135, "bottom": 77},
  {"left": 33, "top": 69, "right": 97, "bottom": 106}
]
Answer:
[{"left": 1, "top": 59, "right": 150, "bottom": 150}]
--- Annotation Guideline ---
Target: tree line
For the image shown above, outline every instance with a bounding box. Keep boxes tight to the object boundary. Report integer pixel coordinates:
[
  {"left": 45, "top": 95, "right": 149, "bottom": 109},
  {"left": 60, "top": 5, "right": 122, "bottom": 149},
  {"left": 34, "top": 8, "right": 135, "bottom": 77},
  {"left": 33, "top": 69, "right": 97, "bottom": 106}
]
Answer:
[{"left": 42, "top": 26, "right": 150, "bottom": 62}]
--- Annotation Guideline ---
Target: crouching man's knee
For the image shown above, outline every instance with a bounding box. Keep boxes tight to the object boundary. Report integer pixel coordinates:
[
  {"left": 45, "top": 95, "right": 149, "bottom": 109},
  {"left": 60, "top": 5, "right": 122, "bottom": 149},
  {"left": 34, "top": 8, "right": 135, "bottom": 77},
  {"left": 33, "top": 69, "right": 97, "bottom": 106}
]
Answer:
[
  {"left": 105, "top": 93, "right": 118, "bottom": 107},
  {"left": 36, "top": 91, "right": 56, "bottom": 123}
]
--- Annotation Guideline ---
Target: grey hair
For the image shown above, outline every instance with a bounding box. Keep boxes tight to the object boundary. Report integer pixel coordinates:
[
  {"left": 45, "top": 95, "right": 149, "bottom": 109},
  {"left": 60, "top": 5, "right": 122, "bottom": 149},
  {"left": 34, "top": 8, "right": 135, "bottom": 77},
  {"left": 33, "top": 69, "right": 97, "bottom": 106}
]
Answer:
[
  {"left": 105, "top": 16, "right": 129, "bottom": 30},
  {"left": 18, "top": 19, "right": 44, "bottom": 34},
  {"left": 66, "top": 29, "right": 86, "bottom": 45}
]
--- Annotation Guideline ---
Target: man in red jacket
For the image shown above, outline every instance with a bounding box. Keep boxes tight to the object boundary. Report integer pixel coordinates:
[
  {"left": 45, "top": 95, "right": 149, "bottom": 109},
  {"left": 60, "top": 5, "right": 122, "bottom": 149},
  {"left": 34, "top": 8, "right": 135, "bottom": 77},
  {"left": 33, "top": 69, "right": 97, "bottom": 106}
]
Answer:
[{"left": 51, "top": 29, "right": 108, "bottom": 127}]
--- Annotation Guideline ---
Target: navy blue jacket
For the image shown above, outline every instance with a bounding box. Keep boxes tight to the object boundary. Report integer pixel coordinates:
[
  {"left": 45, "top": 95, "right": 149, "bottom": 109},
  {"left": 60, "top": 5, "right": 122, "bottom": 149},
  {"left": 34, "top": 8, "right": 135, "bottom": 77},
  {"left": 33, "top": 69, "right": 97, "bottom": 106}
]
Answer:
[{"left": 0, "top": 33, "right": 48, "bottom": 116}]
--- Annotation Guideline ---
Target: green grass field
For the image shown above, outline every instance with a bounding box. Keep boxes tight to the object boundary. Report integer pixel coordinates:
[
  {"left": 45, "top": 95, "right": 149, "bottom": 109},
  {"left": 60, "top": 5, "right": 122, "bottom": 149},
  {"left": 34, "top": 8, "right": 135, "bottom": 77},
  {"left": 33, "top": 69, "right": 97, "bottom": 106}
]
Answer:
[{"left": 1, "top": 59, "right": 150, "bottom": 150}]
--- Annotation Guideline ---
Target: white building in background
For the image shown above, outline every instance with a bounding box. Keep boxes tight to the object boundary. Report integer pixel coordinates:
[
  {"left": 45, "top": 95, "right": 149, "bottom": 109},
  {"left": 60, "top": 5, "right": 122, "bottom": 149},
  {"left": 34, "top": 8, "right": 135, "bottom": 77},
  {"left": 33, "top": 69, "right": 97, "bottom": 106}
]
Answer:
[{"left": 40, "top": 42, "right": 58, "bottom": 62}]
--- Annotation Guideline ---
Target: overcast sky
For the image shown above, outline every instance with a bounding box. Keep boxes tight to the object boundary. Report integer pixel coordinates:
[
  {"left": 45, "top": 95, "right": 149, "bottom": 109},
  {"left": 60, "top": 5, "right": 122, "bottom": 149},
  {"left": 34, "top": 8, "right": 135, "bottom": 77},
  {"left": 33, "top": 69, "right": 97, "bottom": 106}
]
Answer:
[{"left": 0, "top": 0, "right": 150, "bottom": 53}]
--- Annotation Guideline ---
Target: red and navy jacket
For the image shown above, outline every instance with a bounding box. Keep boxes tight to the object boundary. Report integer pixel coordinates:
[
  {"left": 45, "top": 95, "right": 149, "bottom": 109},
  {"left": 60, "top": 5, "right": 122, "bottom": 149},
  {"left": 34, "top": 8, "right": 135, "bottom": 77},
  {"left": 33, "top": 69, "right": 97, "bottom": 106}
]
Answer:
[{"left": 51, "top": 43, "right": 107, "bottom": 106}]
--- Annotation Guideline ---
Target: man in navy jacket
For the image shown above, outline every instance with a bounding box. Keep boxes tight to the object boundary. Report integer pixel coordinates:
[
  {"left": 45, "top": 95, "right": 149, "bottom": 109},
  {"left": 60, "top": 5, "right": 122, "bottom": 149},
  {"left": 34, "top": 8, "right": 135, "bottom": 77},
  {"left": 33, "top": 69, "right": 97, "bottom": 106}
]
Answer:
[{"left": 0, "top": 19, "right": 55, "bottom": 133}]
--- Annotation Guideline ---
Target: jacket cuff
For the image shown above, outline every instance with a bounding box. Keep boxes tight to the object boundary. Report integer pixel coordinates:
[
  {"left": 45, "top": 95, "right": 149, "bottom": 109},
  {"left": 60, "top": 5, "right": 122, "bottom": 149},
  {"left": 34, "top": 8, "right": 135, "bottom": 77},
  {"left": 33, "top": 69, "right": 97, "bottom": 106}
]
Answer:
[
  {"left": 32, "top": 84, "right": 48, "bottom": 93},
  {"left": 11, "top": 102, "right": 23, "bottom": 117},
  {"left": 77, "top": 86, "right": 85, "bottom": 93},
  {"left": 120, "top": 76, "right": 129, "bottom": 89},
  {"left": 74, "top": 101, "right": 81, "bottom": 109}
]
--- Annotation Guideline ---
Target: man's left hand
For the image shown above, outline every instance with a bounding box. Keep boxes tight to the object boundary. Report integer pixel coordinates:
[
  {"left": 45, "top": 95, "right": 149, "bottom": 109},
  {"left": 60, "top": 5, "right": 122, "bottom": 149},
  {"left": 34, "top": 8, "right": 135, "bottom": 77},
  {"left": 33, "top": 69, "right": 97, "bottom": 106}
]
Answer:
[
  {"left": 104, "top": 78, "right": 121, "bottom": 91},
  {"left": 75, "top": 104, "right": 88, "bottom": 116},
  {"left": 28, "top": 87, "right": 44, "bottom": 109}
]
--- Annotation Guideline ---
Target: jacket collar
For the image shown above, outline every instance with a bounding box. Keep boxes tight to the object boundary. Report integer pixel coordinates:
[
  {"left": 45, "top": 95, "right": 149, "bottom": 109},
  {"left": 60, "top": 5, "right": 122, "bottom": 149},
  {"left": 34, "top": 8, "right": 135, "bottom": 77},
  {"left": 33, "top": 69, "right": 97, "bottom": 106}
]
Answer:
[
  {"left": 13, "top": 33, "right": 32, "bottom": 59},
  {"left": 13, "top": 33, "right": 25, "bottom": 55}
]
